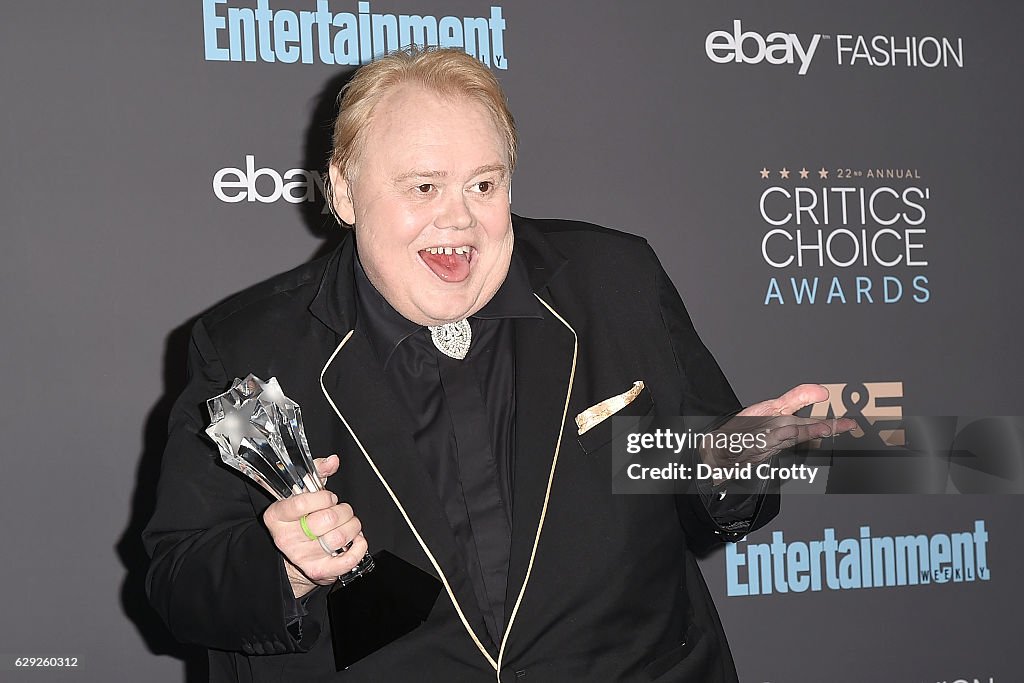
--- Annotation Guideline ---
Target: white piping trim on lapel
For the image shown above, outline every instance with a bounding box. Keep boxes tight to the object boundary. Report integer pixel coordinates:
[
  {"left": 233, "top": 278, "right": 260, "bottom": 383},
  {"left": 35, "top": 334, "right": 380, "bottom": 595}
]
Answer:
[
  {"left": 319, "top": 329, "right": 498, "bottom": 671},
  {"left": 496, "top": 294, "right": 578, "bottom": 682}
]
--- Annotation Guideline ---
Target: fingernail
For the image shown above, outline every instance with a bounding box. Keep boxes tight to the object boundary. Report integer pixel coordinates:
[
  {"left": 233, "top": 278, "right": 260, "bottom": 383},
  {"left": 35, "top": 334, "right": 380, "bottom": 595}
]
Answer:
[{"left": 331, "top": 493, "right": 339, "bottom": 505}]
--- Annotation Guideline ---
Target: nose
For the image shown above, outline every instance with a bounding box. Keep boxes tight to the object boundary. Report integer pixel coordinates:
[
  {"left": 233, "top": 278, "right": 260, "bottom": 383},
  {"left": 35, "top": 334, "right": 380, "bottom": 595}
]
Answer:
[{"left": 435, "top": 189, "right": 475, "bottom": 230}]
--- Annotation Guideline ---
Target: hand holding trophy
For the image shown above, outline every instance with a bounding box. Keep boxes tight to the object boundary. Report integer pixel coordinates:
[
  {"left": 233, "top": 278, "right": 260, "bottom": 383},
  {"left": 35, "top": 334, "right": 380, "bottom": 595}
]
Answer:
[
  {"left": 205, "top": 374, "right": 375, "bottom": 593},
  {"left": 207, "top": 374, "right": 439, "bottom": 669}
]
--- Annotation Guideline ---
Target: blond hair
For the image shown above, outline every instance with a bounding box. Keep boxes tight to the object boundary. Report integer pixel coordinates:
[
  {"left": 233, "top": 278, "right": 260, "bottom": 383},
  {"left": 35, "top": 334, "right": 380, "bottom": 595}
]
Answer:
[{"left": 329, "top": 46, "right": 517, "bottom": 180}]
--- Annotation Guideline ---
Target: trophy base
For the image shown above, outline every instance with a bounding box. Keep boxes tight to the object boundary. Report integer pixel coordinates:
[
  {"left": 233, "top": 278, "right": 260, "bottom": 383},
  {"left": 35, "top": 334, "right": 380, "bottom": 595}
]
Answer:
[
  {"left": 328, "top": 550, "right": 443, "bottom": 670},
  {"left": 337, "top": 553, "right": 376, "bottom": 587}
]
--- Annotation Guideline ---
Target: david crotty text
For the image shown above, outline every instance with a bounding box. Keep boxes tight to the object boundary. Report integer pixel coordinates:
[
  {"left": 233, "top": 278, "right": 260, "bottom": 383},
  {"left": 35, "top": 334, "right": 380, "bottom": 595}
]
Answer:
[{"left": 627, "top": 462, "right": 819, "bottom": 483}]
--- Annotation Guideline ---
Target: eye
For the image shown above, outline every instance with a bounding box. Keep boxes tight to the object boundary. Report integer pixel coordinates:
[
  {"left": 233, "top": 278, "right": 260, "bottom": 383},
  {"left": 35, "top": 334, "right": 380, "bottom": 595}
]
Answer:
[
  {"left": 415, "top": 183, "right": 434, "bottom": 194},
  {"left": 473, "top": 181, "right": 494, "bottom": 193}
]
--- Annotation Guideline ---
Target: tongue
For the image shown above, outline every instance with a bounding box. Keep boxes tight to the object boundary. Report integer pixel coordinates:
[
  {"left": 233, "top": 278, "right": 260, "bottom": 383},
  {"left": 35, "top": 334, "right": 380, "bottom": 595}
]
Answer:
[{"left": 421, "top": 250, "right": 471, "bottom": 282}]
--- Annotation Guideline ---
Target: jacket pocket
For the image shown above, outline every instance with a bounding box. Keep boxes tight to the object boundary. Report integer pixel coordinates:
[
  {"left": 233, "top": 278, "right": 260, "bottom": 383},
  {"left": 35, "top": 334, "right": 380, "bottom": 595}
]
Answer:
[{"left": 576, "top": 386, "right": 655, "bottom": 455}]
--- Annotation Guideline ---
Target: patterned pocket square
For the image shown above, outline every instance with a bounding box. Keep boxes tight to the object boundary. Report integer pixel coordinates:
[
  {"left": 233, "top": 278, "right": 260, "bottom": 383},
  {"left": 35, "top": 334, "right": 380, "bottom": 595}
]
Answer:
[{"left": 575, "top": 381, "right": 646, "bottom": 435}]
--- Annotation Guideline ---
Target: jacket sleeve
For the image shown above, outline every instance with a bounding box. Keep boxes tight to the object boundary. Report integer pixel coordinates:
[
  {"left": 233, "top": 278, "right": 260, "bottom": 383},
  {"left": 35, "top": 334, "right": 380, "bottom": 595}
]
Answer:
[
  {"left": 142, "top": 318, "right": 326, "bottom": 654},
  {"left": 645, "top": 243, "right": 780, "bottom": 554}
]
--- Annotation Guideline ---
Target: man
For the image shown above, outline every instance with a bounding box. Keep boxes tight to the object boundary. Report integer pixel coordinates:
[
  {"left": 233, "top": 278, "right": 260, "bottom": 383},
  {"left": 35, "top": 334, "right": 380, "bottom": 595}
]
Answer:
[{"left": 144, "top": 47, "right": 850, "bottom": 681}]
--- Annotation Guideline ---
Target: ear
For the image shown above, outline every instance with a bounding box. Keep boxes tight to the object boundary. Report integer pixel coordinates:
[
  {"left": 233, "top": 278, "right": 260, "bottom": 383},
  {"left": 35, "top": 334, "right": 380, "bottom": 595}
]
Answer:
[{"left": 327, "top": 163, "right": 356, "bottom": 225}]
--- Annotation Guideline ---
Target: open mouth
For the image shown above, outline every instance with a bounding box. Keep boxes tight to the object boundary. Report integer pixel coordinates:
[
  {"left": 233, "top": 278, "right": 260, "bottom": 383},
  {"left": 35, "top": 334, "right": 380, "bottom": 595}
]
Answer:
[{"left": 418, "top": 245, "right": 475, "bottom": 282}]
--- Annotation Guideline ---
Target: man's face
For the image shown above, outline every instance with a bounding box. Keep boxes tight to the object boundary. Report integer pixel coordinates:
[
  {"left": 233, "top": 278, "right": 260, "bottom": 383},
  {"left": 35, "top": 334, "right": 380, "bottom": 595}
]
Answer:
[{"left": 329, "top": 83, "right": 514, "bottom": 326}]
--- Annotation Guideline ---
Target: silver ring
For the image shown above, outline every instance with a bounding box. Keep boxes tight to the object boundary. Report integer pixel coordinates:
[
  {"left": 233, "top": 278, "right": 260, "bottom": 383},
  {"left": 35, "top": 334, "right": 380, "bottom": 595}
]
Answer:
[{"left": 317, "top": 535, "right": 341, "bottom": 557}]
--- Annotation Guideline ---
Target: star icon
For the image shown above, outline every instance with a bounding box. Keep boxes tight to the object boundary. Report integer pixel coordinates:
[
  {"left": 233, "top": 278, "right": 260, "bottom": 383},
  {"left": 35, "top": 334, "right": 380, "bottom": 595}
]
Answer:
[
  {"left": 818, "top": 167, "right": 829, "bottom": 179},
  {"left": 779, "top": 168, "right": 790, "bottom": 179},
  {"left": 760, "top": 167, "right": 770, "bottom": 179},
  {"left": 799, "top": 168, "right": 810, "bottom": 179}
]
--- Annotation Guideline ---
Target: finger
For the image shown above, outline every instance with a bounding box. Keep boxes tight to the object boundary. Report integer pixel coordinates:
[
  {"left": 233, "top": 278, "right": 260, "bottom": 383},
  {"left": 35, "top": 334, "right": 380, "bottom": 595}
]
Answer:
[
  {"left": 302, "top": 502, "right": 355, "bottom": 539},
  {"left": 735, "top": 419, "right": 829, "bottom": 460},
  {"left": 272, "top": 514, "right": 360, "bottom": 570},
  {"left": 272, "top": 502, "right": 357, "bottom": 553},
  {"left": 757, "top": 414, "right": 830, "bottom": 430},
  {"left": 721, "top": 415, "right": 827, "bottom": 444},
  {"left": 739, "top": 384, "right": 829, "bottom": 418},
  {"left": 768, "top": 421, "right": 837, "bottom": 450},
  {"left": 782, "top": 416, "right": 857, "bottom": 438},
  {"left": 788, "top": 415, "right": 857, "bottom": 437},
  {"left": 316, "top": 516, "right": 363, "bottom": 554},
  {"left": 795, "top": 421, "right": 836, "bottom": 443},
  {"left": 772, "top": 383, "right": 831, "bottom": 416},
  {"left": 762, "top": 423, "right": 800, "bottom": 452},
  {"left": 266, "top": 490, "right": 338, "bottom": 524},
  {"left": 314, "top": 454, "right": 340, "bottom": 482},
  {"left": 303, "top": 533, "right": 370, "bottom": 585},
  {"left": 831, "top": 417, "right": 858, "bottom": 435},
  {"left": 333, "top": 533, "right": 369, "bottom": 574}
]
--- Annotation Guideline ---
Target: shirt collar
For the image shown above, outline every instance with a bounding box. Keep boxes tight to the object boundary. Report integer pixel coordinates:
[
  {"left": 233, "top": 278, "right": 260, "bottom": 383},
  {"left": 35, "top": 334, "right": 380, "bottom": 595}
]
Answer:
[
  {"left": 471, "top": 249, "right": 544, "bottom": 321},
  {"left": 353, "top": 244, "right": 543, "bottom": 368}
]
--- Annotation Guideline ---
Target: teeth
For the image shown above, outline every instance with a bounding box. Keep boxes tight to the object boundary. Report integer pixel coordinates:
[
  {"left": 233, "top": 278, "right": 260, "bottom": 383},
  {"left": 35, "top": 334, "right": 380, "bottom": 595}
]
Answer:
[{"left": 424, "top": 246, "right": 471, "bottom": 255}]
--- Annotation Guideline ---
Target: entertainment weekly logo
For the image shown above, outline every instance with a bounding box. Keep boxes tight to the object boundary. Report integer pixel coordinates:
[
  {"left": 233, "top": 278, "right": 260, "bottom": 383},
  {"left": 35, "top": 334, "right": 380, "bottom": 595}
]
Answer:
[
  {"left": 705, "top": 19, "right": 964, "bottom": 75},
  {"left": 761, "top": 676, "right": 995, "bottom": 683},
  {"left": 725, "top": 520, "right": 990, "bottom": 597},
  {"left": 202, "top": 0, "right": 508, "bottom": 69},
  {"left": 213, "top": 156, "right": 331, "bottom": 213}
]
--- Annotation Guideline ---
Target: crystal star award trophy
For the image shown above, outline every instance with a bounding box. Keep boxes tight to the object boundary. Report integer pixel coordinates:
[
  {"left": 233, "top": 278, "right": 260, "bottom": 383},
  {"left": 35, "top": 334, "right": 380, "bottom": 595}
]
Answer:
[
  {"left": 205, "top": 374, "right": 374, "bottom": 586},
  {"left": 205, "top": 374, "right": 441, "bottom": 669}
]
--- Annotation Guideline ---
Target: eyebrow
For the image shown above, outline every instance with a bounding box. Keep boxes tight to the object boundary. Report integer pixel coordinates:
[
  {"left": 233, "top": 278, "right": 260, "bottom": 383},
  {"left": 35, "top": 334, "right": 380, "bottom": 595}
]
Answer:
[{"left": 392, "top": 163, "right": 509, "bottom": 184}]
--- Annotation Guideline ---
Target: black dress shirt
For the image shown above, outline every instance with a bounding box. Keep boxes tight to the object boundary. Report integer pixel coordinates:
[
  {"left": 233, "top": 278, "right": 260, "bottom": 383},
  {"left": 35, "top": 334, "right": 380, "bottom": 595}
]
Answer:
[{"left": 353, "top": 249, "right": 543, "bottom": 646}]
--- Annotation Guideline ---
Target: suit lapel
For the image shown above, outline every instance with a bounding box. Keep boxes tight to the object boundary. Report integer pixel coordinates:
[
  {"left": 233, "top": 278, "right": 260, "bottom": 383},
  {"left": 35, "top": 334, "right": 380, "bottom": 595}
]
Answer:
[
  {"left": 506, "top": 295, "right": 577, "bottom": 603},
  {"left": 311, "top": 236, "right": 493, "bottom": 655},
  {"left": 319, "top": 330, "right": 467, "bottom": 573}
]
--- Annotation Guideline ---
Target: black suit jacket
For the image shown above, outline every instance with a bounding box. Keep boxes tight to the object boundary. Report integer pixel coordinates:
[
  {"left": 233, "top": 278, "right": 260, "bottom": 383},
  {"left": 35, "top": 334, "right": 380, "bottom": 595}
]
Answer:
[{"left": 143, "top": 216, "right": 778, "bottom": 682}]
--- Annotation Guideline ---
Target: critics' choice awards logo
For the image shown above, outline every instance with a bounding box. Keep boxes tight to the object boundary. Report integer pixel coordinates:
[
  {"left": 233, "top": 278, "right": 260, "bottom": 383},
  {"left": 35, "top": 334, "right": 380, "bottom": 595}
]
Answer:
[
  {"left": 705, "top": 19, "right": 964, "bottom": 75},
  {"left": 756, "top": 166, "right": 931, "bottom": 306},
  {"left": 202, "top": 0, "right": 508, "bottom": 69},
  {"left": 213, "top": 156, "right": 331, "bottom": 213}
]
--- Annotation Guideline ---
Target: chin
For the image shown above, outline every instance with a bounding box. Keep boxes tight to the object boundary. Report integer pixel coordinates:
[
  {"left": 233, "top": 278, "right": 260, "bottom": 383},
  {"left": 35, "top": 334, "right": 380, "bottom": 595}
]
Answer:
[{"left": 420, "top": 306, "right": 472, "bottom": 325}]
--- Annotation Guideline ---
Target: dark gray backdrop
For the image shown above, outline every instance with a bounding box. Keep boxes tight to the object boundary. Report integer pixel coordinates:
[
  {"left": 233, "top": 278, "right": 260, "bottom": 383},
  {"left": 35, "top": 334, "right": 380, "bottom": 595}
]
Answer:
[{"left": 2, "top": 2, "right": 1020, "bottom": 681}]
